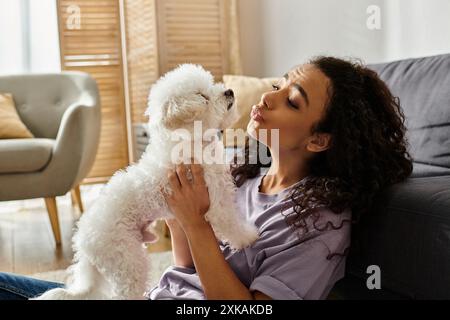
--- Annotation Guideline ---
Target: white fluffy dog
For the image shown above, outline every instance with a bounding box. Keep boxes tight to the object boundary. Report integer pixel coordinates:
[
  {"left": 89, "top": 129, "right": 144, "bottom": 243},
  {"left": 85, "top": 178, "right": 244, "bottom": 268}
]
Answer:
[{"left": 35, "top": 64, "right": 259, "bottom": 300}]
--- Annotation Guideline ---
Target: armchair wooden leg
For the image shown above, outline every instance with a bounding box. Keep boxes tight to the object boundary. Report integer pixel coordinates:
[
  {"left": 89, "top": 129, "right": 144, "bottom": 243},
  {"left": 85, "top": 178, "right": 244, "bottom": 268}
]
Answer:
[
  {"left": 44, "top": 197, "right": 62, "bottom": 246},
  {"left": 70, "top": 191, "right": 76, "bottom": 206},
  {"left": 71, "top": 185, "right": 84, "bottom": 214}
]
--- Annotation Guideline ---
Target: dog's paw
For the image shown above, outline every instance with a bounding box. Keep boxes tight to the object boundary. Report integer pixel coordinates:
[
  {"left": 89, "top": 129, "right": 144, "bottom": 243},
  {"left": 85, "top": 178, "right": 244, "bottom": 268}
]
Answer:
[
  {"left": 32, "top": 288, "right": 75, "bottom": 300},
  {"left": 32, "top": 288, "right": 97, "bottom": 300}
]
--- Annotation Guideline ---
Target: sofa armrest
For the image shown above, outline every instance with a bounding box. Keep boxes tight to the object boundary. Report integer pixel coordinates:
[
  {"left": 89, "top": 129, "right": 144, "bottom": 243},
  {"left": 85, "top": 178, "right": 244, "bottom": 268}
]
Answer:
[{"left": 45, "top": 98, "right": 101, "bottom": 191}]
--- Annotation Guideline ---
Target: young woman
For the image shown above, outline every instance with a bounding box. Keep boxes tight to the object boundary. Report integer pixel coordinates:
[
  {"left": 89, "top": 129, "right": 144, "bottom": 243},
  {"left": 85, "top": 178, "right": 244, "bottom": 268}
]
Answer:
[{"left": 0, "top": 56, "right": 412, "bottom": 300}]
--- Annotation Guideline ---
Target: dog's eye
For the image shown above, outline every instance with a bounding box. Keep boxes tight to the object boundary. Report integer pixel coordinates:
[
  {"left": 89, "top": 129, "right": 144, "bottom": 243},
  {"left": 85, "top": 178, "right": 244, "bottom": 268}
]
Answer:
[{"left": 198, "top": 93, "right": 209, "bottom": 101}]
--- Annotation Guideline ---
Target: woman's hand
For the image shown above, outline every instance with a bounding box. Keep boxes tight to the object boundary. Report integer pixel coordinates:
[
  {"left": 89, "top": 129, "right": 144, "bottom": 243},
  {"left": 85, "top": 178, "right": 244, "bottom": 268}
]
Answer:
[
  {"left": 163, "top": 163, "right": 261, "bottom": 299},
  {"left": 163, "top": 163, "right": 210, "bottom": 232}
]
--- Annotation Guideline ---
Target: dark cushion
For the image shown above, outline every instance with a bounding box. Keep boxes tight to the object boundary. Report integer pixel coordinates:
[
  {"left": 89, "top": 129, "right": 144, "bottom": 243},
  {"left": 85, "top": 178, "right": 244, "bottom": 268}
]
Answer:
[
  {"left": 330, "top": 274, "right": 409, "bottom": 300},
  {"left": 368, "top": 54, "right": 450, "bottom": 176},
  {"left": 345, "top": 176, "right": 450, "bottom": 299}
]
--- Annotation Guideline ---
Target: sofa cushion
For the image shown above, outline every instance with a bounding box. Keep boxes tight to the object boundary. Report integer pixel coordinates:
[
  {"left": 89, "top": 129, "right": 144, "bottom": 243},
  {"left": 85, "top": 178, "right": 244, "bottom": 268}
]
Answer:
[
  {"left": 368, "top": 54, "right": 450, "bottom": 177},
  {"left": 412, "top": 162, "right": 450, "bottom": 178},
  {"left": 0, "top": 93, "right": 34, "bottom": 139},
  {"left": 347, "top": 175, "right": 450, "bottom": 299},
  {"left": 0, "top": 138, "right": 54, "bottom": 173}
]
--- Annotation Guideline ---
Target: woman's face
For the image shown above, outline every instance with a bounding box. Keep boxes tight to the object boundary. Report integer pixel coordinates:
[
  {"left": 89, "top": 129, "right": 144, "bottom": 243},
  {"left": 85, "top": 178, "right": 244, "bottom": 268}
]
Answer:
[{"left": 247, "top": 64, "right": 331, "bottom": 154}]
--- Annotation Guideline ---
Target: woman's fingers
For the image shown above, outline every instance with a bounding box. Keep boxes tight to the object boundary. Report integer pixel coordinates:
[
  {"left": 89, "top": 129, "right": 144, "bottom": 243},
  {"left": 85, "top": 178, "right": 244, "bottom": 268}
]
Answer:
[
  {"left": 191, "top": 163, "right": 205, "bottom": 185},
  {"left": 167, "top": 169, "right": 181, "bottom": 191},
  {"left": 168, "top": 160, "right": 204, "bottom": 190},
  {"left": 176, "top": 164, "right": 191, "bottom": 186}
]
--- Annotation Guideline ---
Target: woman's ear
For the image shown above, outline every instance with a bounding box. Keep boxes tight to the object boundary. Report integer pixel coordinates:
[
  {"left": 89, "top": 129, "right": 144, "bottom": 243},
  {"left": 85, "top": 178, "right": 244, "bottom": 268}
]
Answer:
[{"left": 306, "top": 132, "right": 331, "bottom": 153}]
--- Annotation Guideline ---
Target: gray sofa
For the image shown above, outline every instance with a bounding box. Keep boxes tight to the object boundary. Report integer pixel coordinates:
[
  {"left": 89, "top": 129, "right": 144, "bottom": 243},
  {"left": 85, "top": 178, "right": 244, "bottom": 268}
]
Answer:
[
  {"left": 0, "top": 72, "right": 101, "bottom": 245},
  {"left": 331, "top": 53, "right": 450, "bottom": 299}
]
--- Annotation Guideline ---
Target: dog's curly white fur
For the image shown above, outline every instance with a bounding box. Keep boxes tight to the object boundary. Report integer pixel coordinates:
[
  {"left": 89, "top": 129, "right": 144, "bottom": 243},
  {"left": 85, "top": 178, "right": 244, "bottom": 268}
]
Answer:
[{"left": 34, "top": 64, "right": 259, "bottom": 300}]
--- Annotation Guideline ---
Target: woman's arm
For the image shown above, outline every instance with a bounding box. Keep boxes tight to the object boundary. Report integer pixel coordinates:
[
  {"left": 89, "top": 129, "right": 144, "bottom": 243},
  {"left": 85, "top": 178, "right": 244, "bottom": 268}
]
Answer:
[
  {"left": 164, "top": 163, "right": 271, "bottom": 300},
  {"left": 167, "top": 218, "right": 265, "bottom": 299},
  {"left": 183, "top": 220, "right": 255, "bottom": 300},
  {"left": 165, "top": 218, "right": 194, "bottom": 268}
]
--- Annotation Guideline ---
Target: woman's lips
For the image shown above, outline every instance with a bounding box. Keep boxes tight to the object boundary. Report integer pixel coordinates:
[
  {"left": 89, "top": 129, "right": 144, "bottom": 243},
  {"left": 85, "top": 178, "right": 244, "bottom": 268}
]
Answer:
[{"left": 250, "top": 106, "right": 264, "bottom": 122}]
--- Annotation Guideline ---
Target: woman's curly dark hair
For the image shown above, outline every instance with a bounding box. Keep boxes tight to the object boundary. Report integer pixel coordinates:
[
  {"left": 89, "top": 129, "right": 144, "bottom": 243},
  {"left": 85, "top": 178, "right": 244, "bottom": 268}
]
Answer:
[{"left": 231, "top": 56, "right": 413, "bottom": 238}]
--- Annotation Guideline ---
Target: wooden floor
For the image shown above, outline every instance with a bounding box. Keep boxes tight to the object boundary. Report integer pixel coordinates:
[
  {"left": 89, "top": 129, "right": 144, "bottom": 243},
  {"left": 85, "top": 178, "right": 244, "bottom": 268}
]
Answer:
[{"left": 0, "top": 184, "right": 171, "bottom": 275}]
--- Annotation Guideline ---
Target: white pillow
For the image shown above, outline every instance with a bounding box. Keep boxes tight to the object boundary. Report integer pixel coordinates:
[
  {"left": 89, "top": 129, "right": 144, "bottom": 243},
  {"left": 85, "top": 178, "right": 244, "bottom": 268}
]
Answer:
[{"left": 222, "top": 75, "right": 279, "bottom": 147}]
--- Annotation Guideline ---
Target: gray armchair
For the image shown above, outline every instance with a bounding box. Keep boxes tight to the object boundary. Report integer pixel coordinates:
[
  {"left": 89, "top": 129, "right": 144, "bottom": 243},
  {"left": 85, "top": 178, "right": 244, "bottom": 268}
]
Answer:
[{"left": 0, "top": 72, "right": 101, "bottom": 245}]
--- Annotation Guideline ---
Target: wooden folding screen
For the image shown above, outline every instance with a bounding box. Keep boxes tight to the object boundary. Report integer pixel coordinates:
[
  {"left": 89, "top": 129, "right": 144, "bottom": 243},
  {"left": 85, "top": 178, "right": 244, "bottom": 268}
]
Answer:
[
  {"left": 57, "top": 0, "right": 129, "bottom": 182},
  {"left": 155, "top": 0, "right": 230, "bottom": 80},
  {"left": 57, "top": 0, "right": 231, "bottom": 176},
  {"left": 121, "top": 0, "right": 159, "bottom": 125}
]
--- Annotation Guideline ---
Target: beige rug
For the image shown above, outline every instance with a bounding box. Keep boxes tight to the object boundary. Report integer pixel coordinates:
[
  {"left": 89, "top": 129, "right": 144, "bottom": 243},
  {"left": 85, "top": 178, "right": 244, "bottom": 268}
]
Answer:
[{"left": 31, "top": 251, "right": 174, "bottom": 288}]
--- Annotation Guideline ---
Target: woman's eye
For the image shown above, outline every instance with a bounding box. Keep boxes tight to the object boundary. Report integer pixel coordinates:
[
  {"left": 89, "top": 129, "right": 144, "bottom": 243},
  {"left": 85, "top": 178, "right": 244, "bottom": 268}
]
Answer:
[
  {"left": 287, "top": 99, "right": 299, "bottom": 109},
  {"left": 271, "top": 84, "right": 298, "bottom": 109}
]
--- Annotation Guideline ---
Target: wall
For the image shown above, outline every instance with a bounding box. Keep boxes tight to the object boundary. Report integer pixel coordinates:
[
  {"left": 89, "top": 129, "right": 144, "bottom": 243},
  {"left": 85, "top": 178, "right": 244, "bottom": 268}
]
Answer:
[
  {"left": 238, "top": 0, "right": 450, "bottom": 77},
  {"left": 28, "top": 0, "right": 61, "bottom": 73},
  {"left": 383, "top": 0, "right": 450, "bottom": 62},
  {"left": 0, "top": 0, "right": 60, "bottom": 75},
  {"left": 0, "top": 0, "right": 26, "bottom": 74}
]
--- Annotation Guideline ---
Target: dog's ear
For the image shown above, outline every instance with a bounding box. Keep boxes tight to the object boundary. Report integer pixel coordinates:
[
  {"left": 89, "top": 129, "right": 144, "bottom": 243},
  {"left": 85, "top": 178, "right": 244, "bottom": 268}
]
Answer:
[{"left": 161, "top": 95, "right": 207, "bottom": 130}]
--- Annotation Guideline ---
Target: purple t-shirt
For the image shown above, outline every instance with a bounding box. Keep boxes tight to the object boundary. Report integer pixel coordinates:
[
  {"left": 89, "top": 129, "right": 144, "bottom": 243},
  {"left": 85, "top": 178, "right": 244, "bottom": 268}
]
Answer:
[{"left": 147, "top": 168, "right": 352, "bottom": 300}]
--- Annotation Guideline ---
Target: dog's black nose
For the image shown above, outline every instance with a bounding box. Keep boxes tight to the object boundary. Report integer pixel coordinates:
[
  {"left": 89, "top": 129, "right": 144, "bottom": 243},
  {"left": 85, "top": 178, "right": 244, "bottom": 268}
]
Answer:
[{"left": 224, "top": 89, "right": 234, "bottom": 98}]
